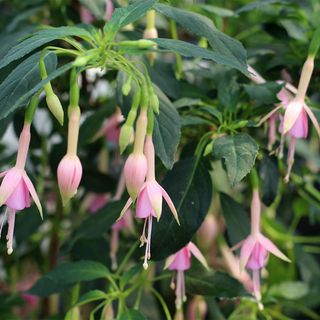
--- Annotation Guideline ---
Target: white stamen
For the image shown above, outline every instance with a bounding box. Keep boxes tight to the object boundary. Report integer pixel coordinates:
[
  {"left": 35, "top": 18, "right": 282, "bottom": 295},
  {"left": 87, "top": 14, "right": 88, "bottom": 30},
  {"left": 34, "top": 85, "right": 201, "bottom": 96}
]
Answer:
[{"left": 6, "top": 209, "right": 16, "bottom": 255}]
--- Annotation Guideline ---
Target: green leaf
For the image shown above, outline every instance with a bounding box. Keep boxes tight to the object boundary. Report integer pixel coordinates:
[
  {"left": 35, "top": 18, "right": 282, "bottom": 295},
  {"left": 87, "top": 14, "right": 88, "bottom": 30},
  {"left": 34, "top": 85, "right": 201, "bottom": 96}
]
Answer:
[
  {"left": 236, "top": 0, "right": 287, "bottom": 14},
  {"left": 216, "top": 72, "right": 240, "bottom": 111},
  {"left": 0, "top": 26, "right": 93, "bottom": 70},
  {"left": 220, "top": 193, "right": 250, "bottom": 246},
  {"left": 198, "top": 4, "right": 235, "bottom": 17},
  {"left": 153, "top": 38, "right": 244, "bottom": 72},
  {"left": 76, "top": 290, "right": 107, "bottom": 306},
  {"left": 154, "top": 4, "right": 247, "bottom": 74},
  {"left": 213, "top": 133, "right": 259, "bottom": 187},
  {"left": 106, "top": 0, "right": 157, "bottom": 32},
  {"left": 269, "top": 281, "right": 309, "bottom": 300},
  {"left": 29, "top": 261, "right": 110, "bottom": 297},
  {"left": 0, "top": 51, "right": 57, "bottom": 120},
  {"left": 153, "top": 86, "right": 181, "bottom": 169},
  {"left": 186, "top": 266, "right": 248, "bottom": 298},
  {"left": 120, "top": 265, "right": 142, "bottom": 290},
  {"left": 259, "top": 153, "right": 279, "bottom": 206},
  {"left": 244, "top": 82, "right": 282, "bottom": 106},
  {"left": 119, "top": 309, "right": 147, "bottom": 320},
  {"left": 151, "top": 158, "right": 212, "bottom": 260}
]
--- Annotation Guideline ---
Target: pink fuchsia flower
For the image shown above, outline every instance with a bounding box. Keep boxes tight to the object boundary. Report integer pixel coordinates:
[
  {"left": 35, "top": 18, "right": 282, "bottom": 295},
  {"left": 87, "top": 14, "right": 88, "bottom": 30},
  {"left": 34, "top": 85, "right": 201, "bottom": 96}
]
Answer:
[
  {"left": 57, "top": 106, "right": 82, "bottom": 205},
  {"left": 119, "top": 135, "right": 179, "bottom": 269},
  {"left": 197, "top": 214, "right": 219, "bottom": 250},
  {"left": 0, "top": 123, "right": 42, "bottom": 254},
  {"left": 234, "top": 189, "right": 290, "bottom": 304},
  {"left": 87, "top": 194, "right": 109, "bottom": 214},
  {"left": 165, "top": 242, "right": 208, "bottom": 309}
]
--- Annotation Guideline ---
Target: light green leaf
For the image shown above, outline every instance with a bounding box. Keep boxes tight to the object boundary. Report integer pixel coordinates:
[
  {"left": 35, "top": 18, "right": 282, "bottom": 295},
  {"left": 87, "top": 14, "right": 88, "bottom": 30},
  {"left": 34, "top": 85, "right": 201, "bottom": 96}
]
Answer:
[
  {"left": 269, "top": 281, "right": 309, "bottom": 300},
  {"left": 198, "top": 4, "right": 235, "bottom": 17},
  {"left": 0, "top": 26, "right": 93, "bottom": 70},
  {"left": 76, "top": 290, "right": 107, "bottom": 306},
  {"left": 0, "top": 52, "right": 57, "bottom": 120},
  {"left": 119, "top": 309, "right": 147, "bottom": 320},
  {"left": 213, "top": 133, "right": 259, "bottom": 187},
  {"left": 154, "top": 4, "right": 247, "bottom": 74},
  {"left": 29, "top": 261, "right": 110, "bottom": 297}
]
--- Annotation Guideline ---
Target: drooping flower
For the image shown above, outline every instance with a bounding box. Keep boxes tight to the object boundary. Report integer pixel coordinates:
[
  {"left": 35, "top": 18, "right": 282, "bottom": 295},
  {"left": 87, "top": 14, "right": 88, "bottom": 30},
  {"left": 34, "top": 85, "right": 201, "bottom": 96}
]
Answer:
[
  {"left": 234, "top": 189, "right": 290, "bottom": 305},
  {"left": 165, "top": 242, "right": 208, "bottom": 310},
  {"left": 105, "top": 0, "right": 114, "bottom": 21},
  {"left": 0, "top": 123, "right": 42, "bottom": 254},
  {"left": 57, "top": 106, "right": 83, "bottom": 205},
  {"left": 120, "top": 135, "right": 179, "bottom": 269},
  {"left": 101, "top": 108, "right": 124, "bottom": 146}
]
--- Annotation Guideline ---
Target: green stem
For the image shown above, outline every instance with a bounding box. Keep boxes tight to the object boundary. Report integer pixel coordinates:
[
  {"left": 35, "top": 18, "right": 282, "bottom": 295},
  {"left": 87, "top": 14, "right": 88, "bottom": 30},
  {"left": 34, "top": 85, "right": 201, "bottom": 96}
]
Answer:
[
  {"left": 116, "top": 240, "right": 139, "bottom": 276},
  {"left": 170, "top": 19, "right": 183, "bottom": 79}
]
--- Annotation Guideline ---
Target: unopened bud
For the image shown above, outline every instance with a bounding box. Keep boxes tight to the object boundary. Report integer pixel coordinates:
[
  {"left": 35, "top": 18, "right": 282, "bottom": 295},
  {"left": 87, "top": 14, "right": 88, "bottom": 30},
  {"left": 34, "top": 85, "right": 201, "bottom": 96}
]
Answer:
[
  {"left": 119, "top": 123, "right": 134, "bottom": 153},
  {"left": 149, "top": 93, "right": 159, "bottom": 114},
  {"left": 122, "top": 76, "right": 132, "bottom": 96},
  {"left": 46, "top": 93, "right": 64, "bottom": 125},
  {"left": 143, "top": 28, "right": 158, "bottom": 39},
  {"left": 124, "top": 153, "right": 147, "bottom": 200}
]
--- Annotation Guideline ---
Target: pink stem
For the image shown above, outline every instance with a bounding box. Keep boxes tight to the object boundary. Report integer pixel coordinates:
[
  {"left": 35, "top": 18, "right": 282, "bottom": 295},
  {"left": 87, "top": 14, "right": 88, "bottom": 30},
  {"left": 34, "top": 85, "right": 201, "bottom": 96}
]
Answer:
[
  {"left": 6, "top": 209, "right": 16, "bottom": 255},
  {"left": 144, "top": 135, "right": 155, "bottom": 181},
  {"left": 251, "top": 189, "right": 261, "bottom": 236},
  {"left": 15, "top": 123, "right": 31, "bottom": 169},
  {"left": 284, "top": 137, "right": 297, "bottom": 183},
  {"left": 110, "top": 229, "right": 119, "bottom": 270}
]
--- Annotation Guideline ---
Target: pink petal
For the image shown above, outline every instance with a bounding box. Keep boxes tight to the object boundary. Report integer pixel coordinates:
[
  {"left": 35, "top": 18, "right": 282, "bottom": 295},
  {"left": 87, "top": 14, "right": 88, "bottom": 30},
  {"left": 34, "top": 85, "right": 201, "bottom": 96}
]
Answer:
[
  {"left": 187, "top": 242, "right": 209, "bottom": 269},
  {"left": 146, "top": 181, "right": 163, "bottom": 221},
  {"left": 287, "top": 108, "right": 308, "bottom": 138},
  {"left": 164, "top": 254, "right": 176, "bottom": 270},
  {"left": 118, "top": 197, "right": 133, "bottom": 221},
  {"left": 282, "top": 100, "right": 304, "bottom": 135},
  {"left": 168, "top": 247, "right": 191, "bottom": 271},
  {"left": 304, "top": 104, "right": 320, "bottom": 138},
  {"left": 239, "top": 235, "right": 256, "bottom": 271},
  {"left": 23, "top": 173, "right": 43, "bottom": 219},
  {"left": 136, "top": 186, "right": 154, "bottom": 219},
  {"left": 258, "top": 234, "right": 291, "bottom": 262},
  {"left": 0, "top": 168, "right": 22, "bottom": 206},
  {"left": 160, "top": 186, "right": 180, "bottom": 225},
  {"left": 6, "top": 179, "right": 30, "bottom": 211},
  {"left": 0, "top": 171, "right": 8, "bottom": 179}
]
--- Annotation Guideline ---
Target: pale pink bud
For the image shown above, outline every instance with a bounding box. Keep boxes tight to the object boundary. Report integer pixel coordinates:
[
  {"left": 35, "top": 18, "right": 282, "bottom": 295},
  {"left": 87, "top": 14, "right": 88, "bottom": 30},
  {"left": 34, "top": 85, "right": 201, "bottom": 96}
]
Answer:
[
  {"left": 187, "top": 296, "right": 207, "bottom": 320},
  {"left": 80, "top": 7, "right": 94, "bottom": 23},
  {"left": 87, "top": 194, "right": 109, "bottom": 213},
  {"left": 197, "top": 214, "right": 218, "bottom": 249},
  {"left": 105, "top": 0, "right": 114, "bottom": 21},
  {"left": 123, "top": 153, "right": 147, "bottom": 201},
  {"left": 57, "top": 155, "right": 82, "bottom": 205},
  {"left": 102, "top": 108, "right": 124, "bottom": 145}
]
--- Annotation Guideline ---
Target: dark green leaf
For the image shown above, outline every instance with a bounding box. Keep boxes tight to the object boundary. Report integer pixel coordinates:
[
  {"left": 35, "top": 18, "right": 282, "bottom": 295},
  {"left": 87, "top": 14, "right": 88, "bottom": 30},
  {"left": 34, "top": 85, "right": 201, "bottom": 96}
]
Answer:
[
  {"left": 151, "top": 158, "right": 212, "bottom": 260},
  {"left": 29, "top": 260, "right": 110, "bottom": 297},
  {"left": 186, "top": 267, "right": 248, "bottom": 298},
  {"left": 236, "top": 0, "right": 287, "bottom": 14},
  {"left": 220, "top": 193, "right": 250, "bottom": 246},
  {"left": 216, "top": 72, "right": 240, "bottom": 111},
  {"left": 119, "top": 309, "right": 147, "bottom": 320},
  {"left": 213, "top": 133, "right": 259, "bottom": 187},
  {"left": 153, "top": 86, "right": 181, "bottom": 169},
  {"left": 0, "top": 26, "right": 93, "bottom": 70},
  {"left": 269, "top": 281, "right": 309, "bottom": 300},
  {"left": 0, "top": 52, "right": 57, "bottom": 120},
  {"left": 259, "top": 153, "right": 279, "bottom": 206},
  {"left": 199, "top": 4, "right": 234, "bottom": 17},
  {"left": 154, "top": 4, "right": 247, "bottom": 74},
  {"left": 153, "top": 38, "right": 244, "bottom": 72},
  {"left": 106, "top": 0, "right": 157, "bottom": 32},
  {"left": 81, "top": 169, "right": 117, "bottom": 193},
  {"left": 243, "top": 82, "right": 282, "bottom": 106}
]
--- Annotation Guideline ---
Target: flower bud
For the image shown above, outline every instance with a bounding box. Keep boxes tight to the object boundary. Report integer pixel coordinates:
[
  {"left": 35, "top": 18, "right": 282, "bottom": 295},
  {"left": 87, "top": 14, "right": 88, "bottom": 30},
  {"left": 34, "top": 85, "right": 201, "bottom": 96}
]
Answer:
[
  {"left": 46, "top": 93, "right": 64, "bottom": 126},
  {"left": 124, "top": 153, "right": 147, "bottom": 200},
  {"left": 122, "top": 76, "right": 132, "bottom": 96},
  {"left": 143, "top": 28, "right": 158, "bottom": 39},
  {"left": 119, "top": 123, "right": 134, "bottom": 154},
  {"left": 149, "top": 92, "right": 159, "bottom": 114},
  {"left": 57, "top": 154, "right": 82, "bottom": 205}
]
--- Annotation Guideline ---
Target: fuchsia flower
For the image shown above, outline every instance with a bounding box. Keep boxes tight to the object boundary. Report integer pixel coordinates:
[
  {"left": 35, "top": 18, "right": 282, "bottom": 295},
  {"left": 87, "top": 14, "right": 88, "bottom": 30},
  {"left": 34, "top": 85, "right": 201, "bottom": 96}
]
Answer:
[
  {"left": 120, "top": 135, "right": 179, "bottom": 269},
  {"left": 0, "top": 123, "right": 42, "bottom": 254},
  {"left": 187, "top": 296, "right": 207, "bottom": 320},
  {"left": 80, "top": 7, "right": 95, "bottom": 24},
  {"left": 57, "top": 106, "right": 82, "bottom": 204},
  {"left": 165, "top": 242, "right": 208, "bottom": 309},
  {"left": 234, "top": 190, "right": 290, "bottom": 305},
  {"left": 105, "top": 0, "right": 114, "bottom": 21}
]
